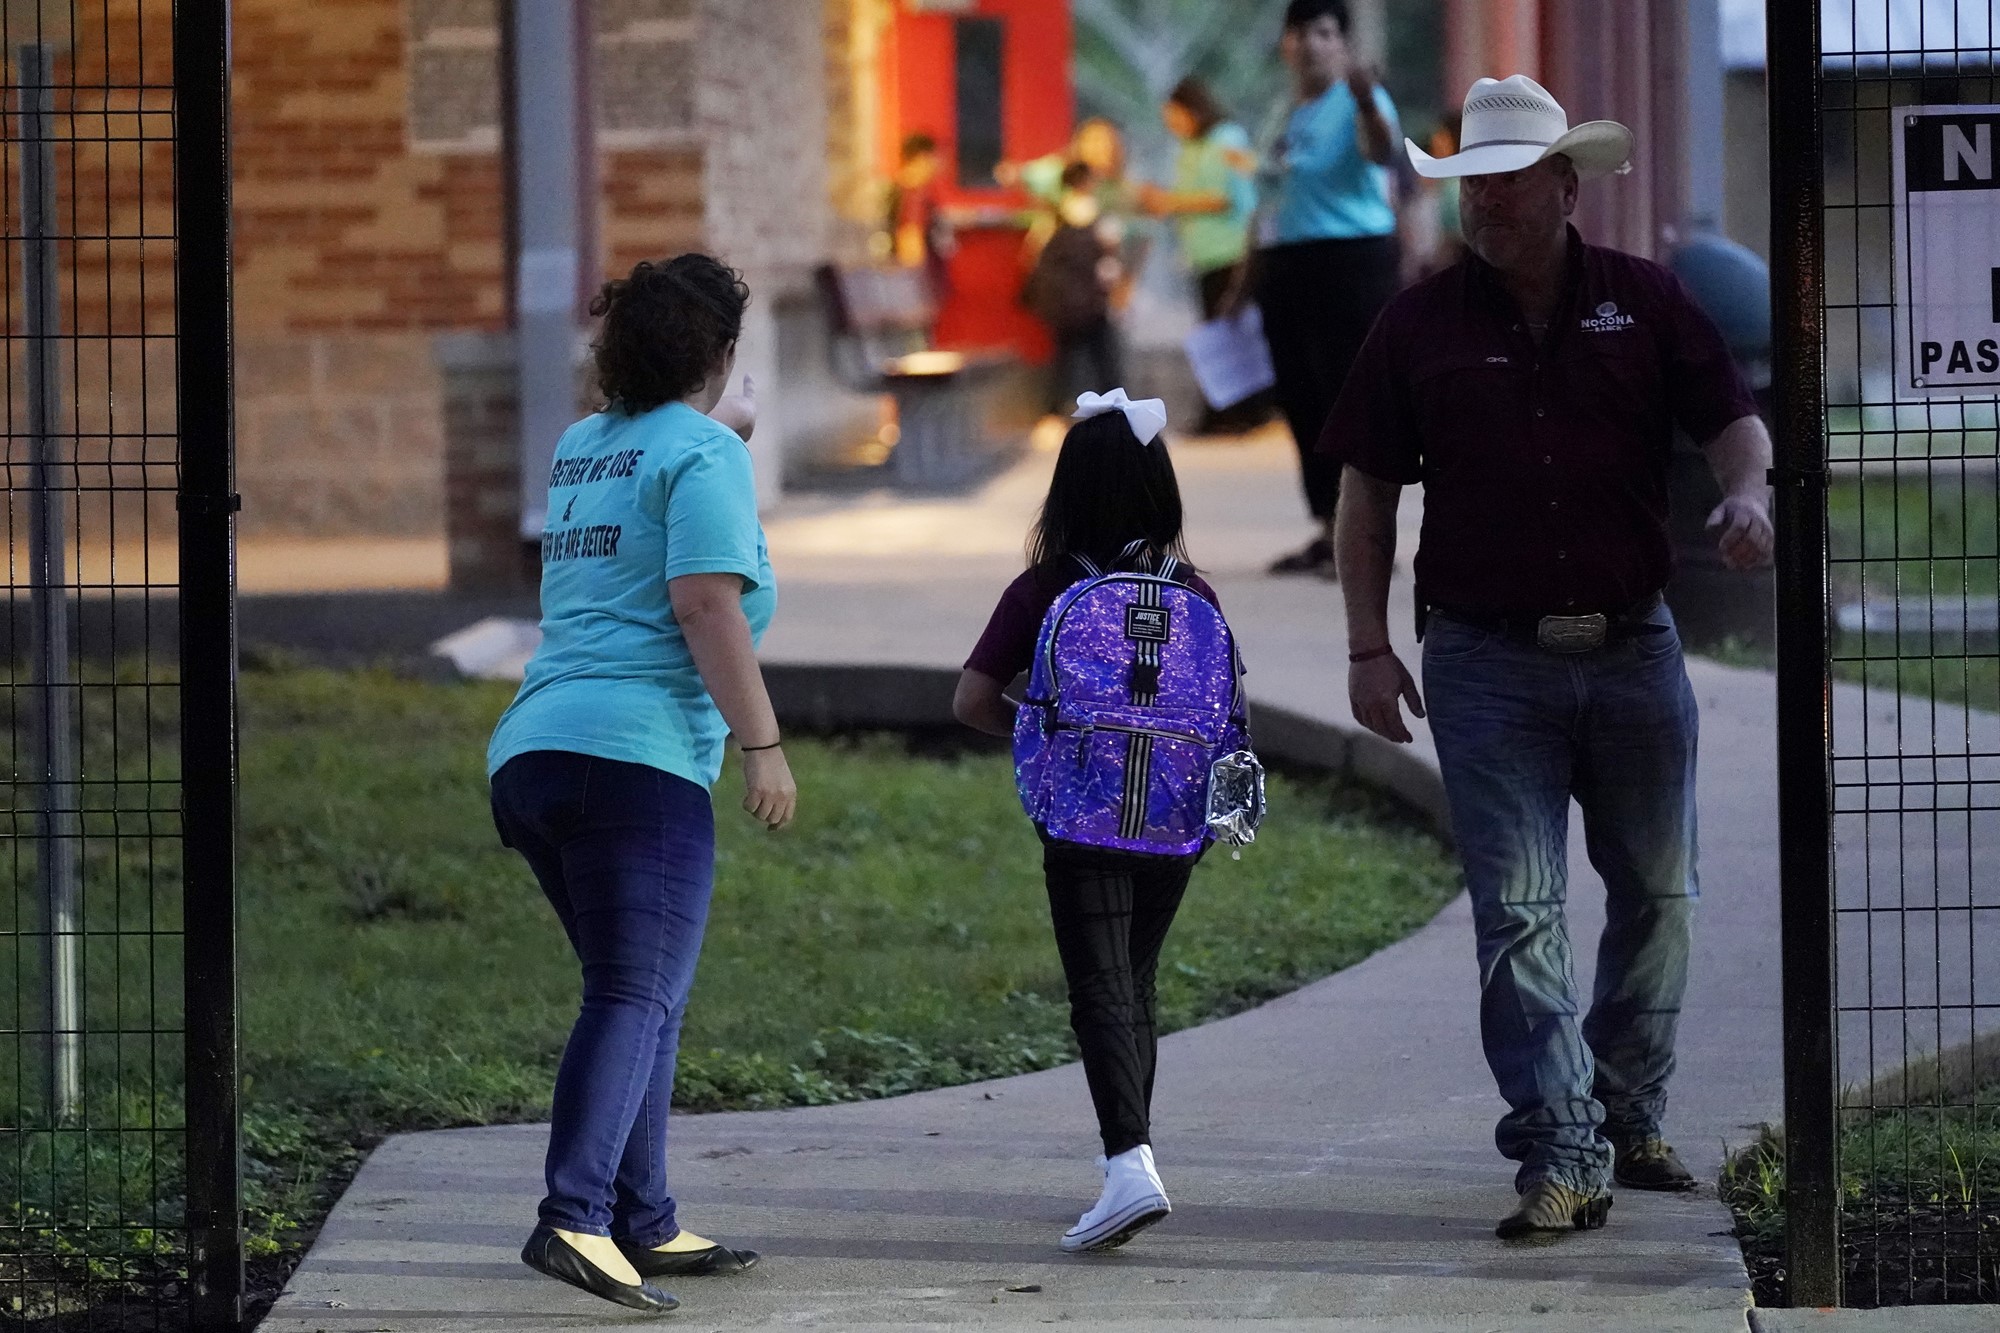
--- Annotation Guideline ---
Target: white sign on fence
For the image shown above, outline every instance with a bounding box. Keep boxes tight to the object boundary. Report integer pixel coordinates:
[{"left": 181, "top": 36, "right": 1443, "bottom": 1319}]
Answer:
[{"left": 1893, "top": 105, "right": 2000, "bottom": 398}]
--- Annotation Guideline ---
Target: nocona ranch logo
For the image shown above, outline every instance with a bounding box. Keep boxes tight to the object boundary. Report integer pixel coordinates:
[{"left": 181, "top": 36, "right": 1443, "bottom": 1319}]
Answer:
[{"left": 1580, "top": 300, "right": 1637, "bottom": 333}]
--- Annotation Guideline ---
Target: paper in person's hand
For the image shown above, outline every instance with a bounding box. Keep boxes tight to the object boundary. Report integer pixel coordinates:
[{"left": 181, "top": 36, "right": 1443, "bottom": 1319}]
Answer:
[{"left": 1183, "top": 306, "right": 1278, "bottom": 411}]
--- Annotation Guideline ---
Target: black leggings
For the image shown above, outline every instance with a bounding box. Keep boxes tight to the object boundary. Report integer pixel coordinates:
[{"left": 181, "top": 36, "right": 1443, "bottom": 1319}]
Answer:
[
  {"left": 1043, "top": 836, "right": 1196, "bottom": 1158},
  {"left": 1256, "top": 234, "right": 1402, "bottom": 520}
]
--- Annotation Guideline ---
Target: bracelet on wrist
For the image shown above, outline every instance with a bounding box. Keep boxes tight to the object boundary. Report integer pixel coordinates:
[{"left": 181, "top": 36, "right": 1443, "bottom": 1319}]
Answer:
[
  {"left": 740, "top": 740, "right": 783, "bottom": 753},
  {"left": 1349, "top": 644, "right": 1395, "bottom": 663}
]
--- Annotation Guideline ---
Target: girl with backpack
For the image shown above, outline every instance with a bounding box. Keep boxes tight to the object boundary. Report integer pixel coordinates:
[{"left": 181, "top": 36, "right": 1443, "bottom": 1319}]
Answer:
[{"left": 953, "top": 391, "right": 1260, "bottom": 1253}]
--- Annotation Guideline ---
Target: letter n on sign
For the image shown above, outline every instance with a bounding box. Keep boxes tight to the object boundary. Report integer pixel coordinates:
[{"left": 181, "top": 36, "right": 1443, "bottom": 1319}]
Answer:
[{"left": 1894, "top": 107, "right": 2000, "bottom": 398}]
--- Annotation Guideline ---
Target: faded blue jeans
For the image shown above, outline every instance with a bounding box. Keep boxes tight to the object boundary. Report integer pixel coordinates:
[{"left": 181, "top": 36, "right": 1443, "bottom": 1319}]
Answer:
[
  {"left": 490, "top": 751, "right": 715, "bottom": 1245},
  {"left": 1421, "top": 605, "right": 1699, "bottom": 1195}
]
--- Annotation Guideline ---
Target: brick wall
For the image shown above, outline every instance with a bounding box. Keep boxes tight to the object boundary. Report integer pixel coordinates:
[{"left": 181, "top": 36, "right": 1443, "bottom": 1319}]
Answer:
[
  {"left": 8, "top": 0, "right": 863, "bottom": 557},
  {"left": 227, "top": 0, "right": 507, "bottom": 536},
  {"left": 3, "top": 3, "right": 180, "bottom": 553},
  {"left": 234, "top": 0, "right": 506, "bottom": 334},
  {"left": 601, "top": 146, "right": 707, "bottom": 286}
]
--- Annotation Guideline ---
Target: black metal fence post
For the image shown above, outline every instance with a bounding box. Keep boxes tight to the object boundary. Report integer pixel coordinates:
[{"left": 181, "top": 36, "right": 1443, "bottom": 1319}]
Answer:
[
  {"left": 174, "top": 0, "right": 243, "bottom": 1328},
  {"left": 1767, "top": 0, "right": 1840, "bottom": 1308}
]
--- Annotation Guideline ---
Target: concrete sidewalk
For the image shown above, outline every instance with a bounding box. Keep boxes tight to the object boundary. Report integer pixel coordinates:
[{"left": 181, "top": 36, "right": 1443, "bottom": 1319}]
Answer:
[{"left": 260, "top": 431, "right": 1949, "bottom": 1331}]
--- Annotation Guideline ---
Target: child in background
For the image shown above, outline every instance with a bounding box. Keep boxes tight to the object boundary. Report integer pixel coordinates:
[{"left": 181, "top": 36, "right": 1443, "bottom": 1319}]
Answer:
[
  {"left": 1024, "top": 162, "right": 1128, "bottom": 416},
  {"left": 886, "top": 132, "right": 955, "bottom": 298},
  {"left": 952, "top": 392, "right": 1232, "bottom": 1254}
]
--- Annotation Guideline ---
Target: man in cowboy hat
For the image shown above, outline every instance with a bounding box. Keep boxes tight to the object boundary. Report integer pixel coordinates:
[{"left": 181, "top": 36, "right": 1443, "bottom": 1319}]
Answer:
[{"left": 1322, "top": 75, "right": 1775, "bottom": 1239}]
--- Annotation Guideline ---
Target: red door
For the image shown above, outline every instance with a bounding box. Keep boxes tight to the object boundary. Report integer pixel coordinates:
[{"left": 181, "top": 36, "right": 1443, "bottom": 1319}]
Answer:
[{"left": 881, "top": 0, "right": 1074, "bottom": 362}]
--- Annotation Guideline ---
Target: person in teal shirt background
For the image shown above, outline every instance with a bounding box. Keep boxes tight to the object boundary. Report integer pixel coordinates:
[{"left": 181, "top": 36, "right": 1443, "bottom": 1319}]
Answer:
[
  {"left": 490, "top": 254, "right": 794, "bottom": 1316},
  {"left": 1252, "top": 0, "right": 1403, "bottom": 578},
  {"left": 1141, "top": 76, "right": 1271, "bottom": 433}
]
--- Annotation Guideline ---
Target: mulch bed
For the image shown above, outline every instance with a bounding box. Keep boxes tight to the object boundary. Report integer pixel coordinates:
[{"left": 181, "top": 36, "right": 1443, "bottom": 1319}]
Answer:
[
  {"left": 1737, "top": 1197, "right": 2000, "bottom": 1308},
  {"left": 9, "top": 1252, "right": 298, "bottom": 1331}
]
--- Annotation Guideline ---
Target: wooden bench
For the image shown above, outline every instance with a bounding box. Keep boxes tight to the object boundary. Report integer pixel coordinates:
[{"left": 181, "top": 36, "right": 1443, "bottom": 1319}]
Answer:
[{"left": 815, "top": 263, "right": 1014, "bottom": 489}]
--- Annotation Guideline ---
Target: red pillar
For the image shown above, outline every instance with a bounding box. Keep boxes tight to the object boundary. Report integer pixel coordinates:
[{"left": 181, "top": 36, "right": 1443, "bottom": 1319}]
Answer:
[{"left": 1445, "top": 0, "right": 1540, "bottom": 102}]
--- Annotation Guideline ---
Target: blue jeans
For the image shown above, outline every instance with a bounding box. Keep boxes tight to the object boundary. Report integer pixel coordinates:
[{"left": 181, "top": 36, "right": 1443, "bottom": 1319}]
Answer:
[
  {"left": 1421, "top": 606, "right": 1699, "bottom": 1195},
  {"left": 490, "top": 751, "right": 715, "bottom": 1244}
]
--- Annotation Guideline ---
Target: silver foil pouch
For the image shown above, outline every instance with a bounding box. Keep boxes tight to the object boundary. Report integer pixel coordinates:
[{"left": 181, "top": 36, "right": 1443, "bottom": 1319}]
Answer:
[{"left": 1206, "top": 749, "right": 1267, "bottom": 848}]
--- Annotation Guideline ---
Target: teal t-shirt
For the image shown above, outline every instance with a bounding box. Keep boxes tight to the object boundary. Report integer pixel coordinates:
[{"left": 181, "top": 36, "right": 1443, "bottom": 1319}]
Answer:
[
  {"left": 1271, "top": 83, "right": 1399, "bottom": 244},
  {"left": 1174, "top": 122, "right": 1257, "bottom": 274},
  {"left": 486, "top": 402, "right": 777, "bottom": 790}
]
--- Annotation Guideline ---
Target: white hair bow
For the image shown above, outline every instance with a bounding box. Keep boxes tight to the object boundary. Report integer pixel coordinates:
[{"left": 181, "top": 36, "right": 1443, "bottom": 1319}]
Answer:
[{"left": 1072, "top": 388, "right": 1168, "bottom": 446}]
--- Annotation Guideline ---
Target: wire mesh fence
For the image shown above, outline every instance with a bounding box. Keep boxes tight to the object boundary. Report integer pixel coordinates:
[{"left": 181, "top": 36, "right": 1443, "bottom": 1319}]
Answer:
[
  {"left": 1, "top": 1, "right": 238, "bottom": 1328},
  {"left": 1778, "top": 0, "right": 2000, "bottom": 1309}
]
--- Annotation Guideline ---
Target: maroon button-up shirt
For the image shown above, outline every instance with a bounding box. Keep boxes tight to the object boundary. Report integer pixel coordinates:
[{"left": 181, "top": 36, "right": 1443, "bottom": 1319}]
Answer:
[{"left": 1321, "top": 228, "right": 1758, "bottom": 619}]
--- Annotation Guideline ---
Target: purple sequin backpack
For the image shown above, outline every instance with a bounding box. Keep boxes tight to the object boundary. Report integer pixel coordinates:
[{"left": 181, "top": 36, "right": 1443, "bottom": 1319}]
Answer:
[{"left": 1014, "top": 544, "right": 1262, "bottom": 856}]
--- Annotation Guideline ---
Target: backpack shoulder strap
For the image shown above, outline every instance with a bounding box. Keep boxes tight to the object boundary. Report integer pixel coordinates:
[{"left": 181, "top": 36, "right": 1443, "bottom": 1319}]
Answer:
[{"left": 1112, "top": 539, "right": 1193, "bottom": 585}]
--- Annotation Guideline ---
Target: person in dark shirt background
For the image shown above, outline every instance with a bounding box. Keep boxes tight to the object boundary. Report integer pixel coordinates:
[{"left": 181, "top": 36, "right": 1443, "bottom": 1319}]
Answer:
[
  {"left": 1322, "top": 76, "right": 1775, "bottom": 1241},
  {"left": 887, "top": 132, "right": 955, "bottom": 302}
]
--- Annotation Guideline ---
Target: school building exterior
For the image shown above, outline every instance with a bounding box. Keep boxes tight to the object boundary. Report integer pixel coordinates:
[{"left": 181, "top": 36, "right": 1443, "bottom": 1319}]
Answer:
[
  {"left": 16, "top": 0, "right": 1754, "bottom": 589},
  {"left": 10, "top": 0, "right": 1076, "bottom": 588}
]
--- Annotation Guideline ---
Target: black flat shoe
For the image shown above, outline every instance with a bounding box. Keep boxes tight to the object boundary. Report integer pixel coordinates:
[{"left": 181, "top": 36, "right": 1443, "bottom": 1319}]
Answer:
[
  {"left": 616, "top": 1236, "right": 761, "bottom": 1279},
  {"left": 521, "top": 1223, "right": 680, "bottom": 1313}
]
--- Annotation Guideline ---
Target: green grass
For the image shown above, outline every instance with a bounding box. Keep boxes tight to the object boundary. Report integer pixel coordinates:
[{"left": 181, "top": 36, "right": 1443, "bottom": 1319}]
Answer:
[
  {"left": 1723, "top": 1087, "right": 2000, "bottom": 1306},
  {"left": 2, "top": 667, "right": 1460, "bottom": 1304},
  {"left": 1829, "top": 474, "right": 2000, "bottom": 601},
  {"left": 1826, "top": 403, "right": 2000, "bottom": 461},
  {"left": 1831, "top": 472, "right": 2000, "bottom": 712},
  {"left": 1690, "top": 475, "right": 2000, "bottom": 712}
]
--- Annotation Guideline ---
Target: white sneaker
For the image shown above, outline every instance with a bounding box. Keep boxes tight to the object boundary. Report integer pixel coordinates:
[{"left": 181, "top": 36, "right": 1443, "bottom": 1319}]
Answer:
[{"left": 1060, "top": 1145, "right": 1171, "bottom": 1252}]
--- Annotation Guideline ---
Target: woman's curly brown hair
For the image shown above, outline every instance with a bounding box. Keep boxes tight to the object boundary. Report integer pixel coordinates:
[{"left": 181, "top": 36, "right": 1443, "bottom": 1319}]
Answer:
[{"left": 590, "top": 254, "right": 749, "bottom": 414}]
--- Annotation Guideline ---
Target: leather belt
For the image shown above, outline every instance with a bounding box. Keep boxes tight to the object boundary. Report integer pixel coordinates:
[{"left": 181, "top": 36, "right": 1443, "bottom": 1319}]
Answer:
[{"left": 1428, "top": 593, "right": 1666, "bottom": 654}]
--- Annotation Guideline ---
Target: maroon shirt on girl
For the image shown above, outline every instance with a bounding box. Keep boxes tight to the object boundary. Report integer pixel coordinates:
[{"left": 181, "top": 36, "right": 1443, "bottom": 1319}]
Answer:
[{"left": 965, "top": 563, "right": 1223, "bottom": 683}]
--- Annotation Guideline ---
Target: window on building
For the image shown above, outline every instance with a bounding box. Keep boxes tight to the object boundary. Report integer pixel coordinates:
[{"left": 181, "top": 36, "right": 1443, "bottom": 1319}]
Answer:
[
  {"left": 596, "top": 0, "right": 698, "bottom": 147},
  {"left": 954, "top": 17, "right": 1005, "bottom": 188},
  {"left": 406, "top": 0, "right": 697, "bottom": 154},
  {"left": 409, "top": 0, "right": 502, "bottom": 153}
]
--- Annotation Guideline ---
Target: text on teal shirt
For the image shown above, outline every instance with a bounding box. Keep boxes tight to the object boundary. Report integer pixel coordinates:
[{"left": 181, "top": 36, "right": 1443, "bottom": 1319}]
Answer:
[{"left": 487, "top": 401, "right": 777, "bottom": 790}]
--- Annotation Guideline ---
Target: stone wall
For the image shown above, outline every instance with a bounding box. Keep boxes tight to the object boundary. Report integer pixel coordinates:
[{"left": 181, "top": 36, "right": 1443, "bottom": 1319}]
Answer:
[
  {"left": 235, "top": 333, "right": 444, "bottom": 537},
  {"left": 698, "top": 0, "right": 832, "bottom": 276},
  {"left": 437, "top": 332, "right": 527, "bottom": 592}
]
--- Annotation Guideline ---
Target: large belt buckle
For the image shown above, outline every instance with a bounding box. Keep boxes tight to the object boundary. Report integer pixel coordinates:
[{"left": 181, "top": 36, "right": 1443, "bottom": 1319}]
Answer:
[{"left": 1535, "top": 612, "right": 1608, "bottom": 654}]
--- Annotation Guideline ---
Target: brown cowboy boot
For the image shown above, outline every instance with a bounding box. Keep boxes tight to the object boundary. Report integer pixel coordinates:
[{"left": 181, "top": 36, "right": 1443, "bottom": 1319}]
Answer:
[{"left": 1612, "top": 1137, "right": 1698, "bottom": 1192}]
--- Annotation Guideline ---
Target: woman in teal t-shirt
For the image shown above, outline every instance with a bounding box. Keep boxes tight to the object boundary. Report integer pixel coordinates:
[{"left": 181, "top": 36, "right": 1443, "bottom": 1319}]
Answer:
[
  {"left": 489, "top": 254, "right": 793, "bottom": 1315},
  {"left": 1142, "top": 76, "right": 1266, "bottom": 433}
]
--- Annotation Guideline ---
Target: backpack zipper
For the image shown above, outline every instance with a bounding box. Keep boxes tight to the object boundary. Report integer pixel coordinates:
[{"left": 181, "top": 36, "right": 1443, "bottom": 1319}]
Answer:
[{"left": 1067, "top": 720, "right": 1209, "bottom": 748}]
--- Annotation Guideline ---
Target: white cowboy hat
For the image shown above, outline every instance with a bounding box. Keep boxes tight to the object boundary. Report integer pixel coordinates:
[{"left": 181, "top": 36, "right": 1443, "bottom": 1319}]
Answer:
[{"left": 1407, "top": 75, "right": 1633, "bottom": 180}]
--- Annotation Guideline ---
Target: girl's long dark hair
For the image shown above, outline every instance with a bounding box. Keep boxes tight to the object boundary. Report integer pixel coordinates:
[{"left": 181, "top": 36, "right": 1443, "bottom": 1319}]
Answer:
[{"left": 1027, "top": 412, "right": 1190, "bottom": 582}]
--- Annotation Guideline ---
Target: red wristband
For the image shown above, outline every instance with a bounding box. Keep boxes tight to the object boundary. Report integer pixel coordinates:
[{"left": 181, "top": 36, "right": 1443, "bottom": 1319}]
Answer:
[{"left": 1349, "top": 644, "right": 1395, "bottom": 663}]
